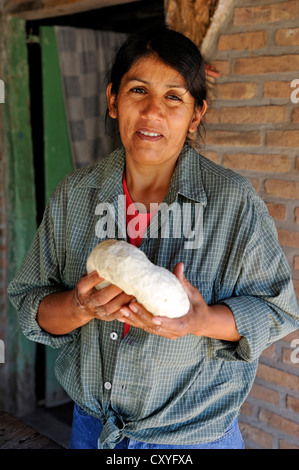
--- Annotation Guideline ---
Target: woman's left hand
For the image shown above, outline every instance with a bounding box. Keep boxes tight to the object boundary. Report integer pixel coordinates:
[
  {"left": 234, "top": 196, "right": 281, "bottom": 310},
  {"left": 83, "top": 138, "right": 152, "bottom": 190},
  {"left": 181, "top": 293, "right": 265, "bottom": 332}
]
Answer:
[
  {"left": 118, "top": 263, "right": 209, "bottom": 340},
  {"left": 119, "top": 262, "right": 241, "bottom": 341}
]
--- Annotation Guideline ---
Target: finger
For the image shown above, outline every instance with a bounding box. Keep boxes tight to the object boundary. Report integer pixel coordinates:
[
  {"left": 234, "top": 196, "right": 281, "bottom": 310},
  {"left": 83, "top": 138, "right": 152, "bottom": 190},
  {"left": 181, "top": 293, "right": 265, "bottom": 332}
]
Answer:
[
  {"left": 100, "top": 292, "right": 135, "bottom": 316},
  {"left": 77, "top": 270, "right": 105, "bottom": 295},
  {"left": 121, "top": 302, "right": 166, "bottom": 335}
]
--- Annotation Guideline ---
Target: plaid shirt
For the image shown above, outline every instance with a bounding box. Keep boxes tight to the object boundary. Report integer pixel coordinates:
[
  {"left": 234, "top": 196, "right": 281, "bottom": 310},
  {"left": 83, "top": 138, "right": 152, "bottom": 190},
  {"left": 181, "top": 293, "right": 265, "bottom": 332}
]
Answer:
[{"left": 8, "top": 144, "right": 299, "bottom": 449}]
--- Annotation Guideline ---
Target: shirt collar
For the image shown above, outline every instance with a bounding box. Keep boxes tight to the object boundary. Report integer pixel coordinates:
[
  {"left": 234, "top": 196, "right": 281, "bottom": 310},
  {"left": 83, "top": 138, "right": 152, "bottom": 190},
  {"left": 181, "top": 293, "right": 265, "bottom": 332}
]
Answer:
[
  {"left": 74, "top": 146, "right": 126, "bottom": 203},
  {"left": 74, "top": 143, "right": 207, "bottom": 207},
  {"left": 164, "top": 143, "right": 207, "bottom": 207}
]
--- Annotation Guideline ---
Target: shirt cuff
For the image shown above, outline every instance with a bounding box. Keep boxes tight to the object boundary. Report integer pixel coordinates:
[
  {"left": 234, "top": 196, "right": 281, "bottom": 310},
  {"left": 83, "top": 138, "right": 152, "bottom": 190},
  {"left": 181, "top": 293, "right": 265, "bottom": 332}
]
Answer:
[
  {"left": 17, "top": 287, "right": 80, "bottom": 348},
  {"left": 215, "top": 296, "right": 271, "bottom": 363}
]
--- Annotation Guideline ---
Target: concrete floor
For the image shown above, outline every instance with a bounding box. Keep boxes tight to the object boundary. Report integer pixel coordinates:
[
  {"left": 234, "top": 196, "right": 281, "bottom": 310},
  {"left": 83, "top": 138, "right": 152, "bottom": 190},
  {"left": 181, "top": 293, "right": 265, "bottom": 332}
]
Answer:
[{"left": 21, "top": 401, "right": 74, "bottom": 449}]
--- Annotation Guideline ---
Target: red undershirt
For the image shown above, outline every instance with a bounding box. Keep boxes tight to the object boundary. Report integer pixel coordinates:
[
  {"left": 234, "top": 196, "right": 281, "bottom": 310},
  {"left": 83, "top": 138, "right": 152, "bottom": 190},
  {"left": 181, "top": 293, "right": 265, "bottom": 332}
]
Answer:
[{"left": 122, "top": 172, "right": 156, "bottom": 337}]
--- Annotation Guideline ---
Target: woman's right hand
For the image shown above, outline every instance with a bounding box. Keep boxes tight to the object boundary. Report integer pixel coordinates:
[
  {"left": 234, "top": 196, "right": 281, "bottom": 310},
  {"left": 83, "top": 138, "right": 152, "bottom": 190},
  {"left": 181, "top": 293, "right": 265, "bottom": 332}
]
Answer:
[
  {"left": 72, "top": 270, "right": 135, "bottom": 323},
  {"left": 37, "top": 271, "right": 134, "bottom": 335}
]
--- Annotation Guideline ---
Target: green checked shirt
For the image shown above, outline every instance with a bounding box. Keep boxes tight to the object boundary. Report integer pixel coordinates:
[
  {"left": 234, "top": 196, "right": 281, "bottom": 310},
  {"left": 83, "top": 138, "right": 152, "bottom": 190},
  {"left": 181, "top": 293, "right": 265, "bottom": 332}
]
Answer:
[{"left": 8, "top": 144, "right": 299, "bottom": 449}]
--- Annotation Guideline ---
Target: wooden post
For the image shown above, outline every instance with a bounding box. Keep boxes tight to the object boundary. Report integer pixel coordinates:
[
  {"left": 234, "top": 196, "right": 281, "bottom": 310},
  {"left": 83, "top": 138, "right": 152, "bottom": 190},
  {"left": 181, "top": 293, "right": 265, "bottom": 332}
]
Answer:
[{"left": 2, "top": 16, "right": 37, "bottom": 415}]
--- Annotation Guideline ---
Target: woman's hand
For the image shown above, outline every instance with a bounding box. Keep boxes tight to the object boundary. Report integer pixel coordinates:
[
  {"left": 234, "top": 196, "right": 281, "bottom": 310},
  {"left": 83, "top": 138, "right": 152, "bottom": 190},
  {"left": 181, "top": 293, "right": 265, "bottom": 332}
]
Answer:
[
  {"left": 37, "top": 270, "right": 134, "bottom": 335},
  {"left": 118, "top": 263, "right": 241, "bottom": 342},
  {"left": 72, "top": 270, "right": 135, "bottom": 323}
]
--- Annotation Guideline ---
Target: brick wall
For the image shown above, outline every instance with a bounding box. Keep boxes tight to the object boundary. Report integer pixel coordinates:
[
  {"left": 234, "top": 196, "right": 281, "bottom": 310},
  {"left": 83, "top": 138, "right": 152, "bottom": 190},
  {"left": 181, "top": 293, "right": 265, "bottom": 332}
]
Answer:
[{"left": 203, "top": 0, "right": 299, "bottom": 449}]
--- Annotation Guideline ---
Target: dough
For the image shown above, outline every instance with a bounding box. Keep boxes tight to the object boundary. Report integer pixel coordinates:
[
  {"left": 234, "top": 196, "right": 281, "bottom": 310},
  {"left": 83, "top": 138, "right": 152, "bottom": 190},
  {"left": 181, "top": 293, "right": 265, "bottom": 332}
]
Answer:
[{"left": 86, "top": 239, "right": 190, "bottom": 318}]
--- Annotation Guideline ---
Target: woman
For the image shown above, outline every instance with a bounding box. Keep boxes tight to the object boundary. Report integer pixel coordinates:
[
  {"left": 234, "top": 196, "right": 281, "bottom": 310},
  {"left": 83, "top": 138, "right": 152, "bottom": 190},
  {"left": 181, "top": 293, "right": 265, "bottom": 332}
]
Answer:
[{"left": 8, "top": 27, "right": 299, "bottom": 450}]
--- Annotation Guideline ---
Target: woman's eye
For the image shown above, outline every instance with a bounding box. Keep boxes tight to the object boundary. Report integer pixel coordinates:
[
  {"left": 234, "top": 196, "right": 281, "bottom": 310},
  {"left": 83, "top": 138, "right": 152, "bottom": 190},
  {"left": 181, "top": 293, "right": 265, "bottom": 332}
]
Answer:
[
  {"left": 167, "top": 94, "right": 182, "bottom": 101},
  {"left": 131, "top": 87, "right": 145, "bottom": 94}
]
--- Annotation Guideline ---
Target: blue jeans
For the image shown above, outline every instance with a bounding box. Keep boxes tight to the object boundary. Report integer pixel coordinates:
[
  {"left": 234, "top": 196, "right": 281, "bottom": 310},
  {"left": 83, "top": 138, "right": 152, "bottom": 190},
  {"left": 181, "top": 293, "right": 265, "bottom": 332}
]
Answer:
[{"left": 69, "top": 403, "right": 245, "bottom": 449}]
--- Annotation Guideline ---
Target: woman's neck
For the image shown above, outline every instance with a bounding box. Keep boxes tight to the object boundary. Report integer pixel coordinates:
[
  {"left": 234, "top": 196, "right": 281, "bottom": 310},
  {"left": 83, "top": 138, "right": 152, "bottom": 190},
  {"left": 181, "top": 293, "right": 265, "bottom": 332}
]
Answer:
[{"left": 125, "top": 160, "right": 176, "bottom": 212}]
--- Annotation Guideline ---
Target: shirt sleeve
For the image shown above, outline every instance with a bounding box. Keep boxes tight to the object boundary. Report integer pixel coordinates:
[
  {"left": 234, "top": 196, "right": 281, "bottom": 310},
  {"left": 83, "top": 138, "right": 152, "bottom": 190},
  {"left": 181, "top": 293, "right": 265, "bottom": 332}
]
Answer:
[
  {"left": 215, "top": 202, "right": 299, "bottom": 363},
  {"left": 7, "top": 179, "right": 80, "bottom": 348}
]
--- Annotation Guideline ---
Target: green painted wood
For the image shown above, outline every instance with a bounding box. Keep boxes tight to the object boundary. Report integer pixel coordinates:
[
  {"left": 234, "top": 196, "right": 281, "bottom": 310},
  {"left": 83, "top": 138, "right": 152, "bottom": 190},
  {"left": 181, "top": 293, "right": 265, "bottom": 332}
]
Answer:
[
  {"left": 40, "top": 26, "right": 74, "bottom": 203},
  {"left": 2, "top": 16, "right": 37, "bottom": 414},
  {"left": 40, "top": 26, "right": 73, "bottom": 407}
]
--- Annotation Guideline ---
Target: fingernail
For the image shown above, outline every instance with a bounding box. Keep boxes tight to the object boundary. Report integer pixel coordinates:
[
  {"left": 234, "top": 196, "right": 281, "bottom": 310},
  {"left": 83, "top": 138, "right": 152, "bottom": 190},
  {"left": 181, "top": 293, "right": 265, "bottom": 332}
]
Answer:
[
  {"left": 129, "top": 304, "right": 138, "bottom": 313},
  {"left": 152, "top": 318, "right": 162, "bottom": 325},
  {"left": 120, "top": 308, "right": 130, "bottom": 317}
]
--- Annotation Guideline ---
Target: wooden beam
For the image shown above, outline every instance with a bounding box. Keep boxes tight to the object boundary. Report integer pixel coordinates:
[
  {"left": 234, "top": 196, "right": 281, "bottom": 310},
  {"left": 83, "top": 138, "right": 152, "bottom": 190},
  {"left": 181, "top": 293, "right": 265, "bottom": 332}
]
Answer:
[{"left": 3, "top": 0, "right": 142, "bottom": 20}]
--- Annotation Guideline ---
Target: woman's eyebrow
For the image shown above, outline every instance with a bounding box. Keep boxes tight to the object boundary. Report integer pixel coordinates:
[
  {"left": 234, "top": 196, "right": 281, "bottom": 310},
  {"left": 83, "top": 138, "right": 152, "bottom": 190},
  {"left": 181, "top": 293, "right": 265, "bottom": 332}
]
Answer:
[{"left": 125, "top": 77, "right": 188, "bottom": 90}]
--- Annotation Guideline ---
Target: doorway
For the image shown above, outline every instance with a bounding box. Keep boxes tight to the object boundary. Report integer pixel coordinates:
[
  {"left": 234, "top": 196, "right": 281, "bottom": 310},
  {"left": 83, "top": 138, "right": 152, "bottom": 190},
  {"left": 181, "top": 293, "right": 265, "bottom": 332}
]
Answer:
[{"left": 25, "top": 0, "right": 165, "bottom": 409}]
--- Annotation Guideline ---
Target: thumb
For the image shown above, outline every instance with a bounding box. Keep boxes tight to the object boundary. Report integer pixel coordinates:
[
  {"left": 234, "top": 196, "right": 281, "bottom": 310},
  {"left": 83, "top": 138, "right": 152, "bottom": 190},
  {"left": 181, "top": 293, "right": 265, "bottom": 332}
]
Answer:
[{"left": 173, "top": 262, "right": 190, "bottom": 290}]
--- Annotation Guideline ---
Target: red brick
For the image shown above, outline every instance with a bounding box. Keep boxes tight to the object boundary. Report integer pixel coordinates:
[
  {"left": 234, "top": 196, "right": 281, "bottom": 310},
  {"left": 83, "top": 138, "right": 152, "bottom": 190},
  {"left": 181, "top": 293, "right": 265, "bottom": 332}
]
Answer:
[
  {"left": 292, "top": 107, "right": 299, "bottom": 122},
  {"left": 249, "top": 178, "right": 260, "bottom": 192},
  {"left": 205, "top": 130, "right": 261, "bottom": 146},
  {"left": 296, "top": 157, "right": 299, "bottom": 172},
  {"left": 286, "top": 395, "right": 299, "bottom": 414},
  {"left": 256, "top": 363, "right": 299, "bottom": 392},
  {"left": 240, "top": 401, "right": 254, "bottom": 417},
  {"left": 279, "top": 439, "right": 299, "bottom": 449},
  {"left": 294, "top": 279, "right": 299, "bottom": 299},
  {"left": 294, "top": 255, "right": 299, "bottom": 271},
  {"left": 218, "top": 31, "right": 267, "bottom": 51},
  {"left": 266, "top": 203, "right": 286, "bottom": 220},
  {"left": 205, "top": 108, "right": 219, "bottom": 124},
  {"left": 277, "top": 229, "right": 299, "bottom": 249},
  {"left": 215, "top": 82, "right": 257, "bottom": 100},
  {"left": 265, "top": 179, "right": 299, "bottom": 199},
  {"left": 295, "top": 207, "right": 299, "bottom": 222},
  {"left": 275, "top": 27, "right": 299, "bottom": 46},
  {"left": 234, "top": 1, "right": 299, "bottom": 25},
  {"left": 223, "top": 153, "right": 289, "bottom": 172},
  {"left": 203, "top": 151, "right": 220, "bottom": 164},
  {"left": 232, "top": 55, "right": 299, "bottom": 75},
  {"left": 259, "top": 409, "right": 299, "bottom": 437},
  {"left": 249, "top": 383, "right": 279, "bottom": 405},
  {"left": 218, "top": 105, "right": 286, "bottom": 124},
  {"left": 238, "top": 422, "right": 273, "bottom": 448},
  {"left": 261, "top": 343, "right": 276, "bottom": 359},
  {"left": 264, "top": 80, "right": 294, "bottom": 99},
  {"left": 210, "top": 60, "right": 229, "bottom": 76}
]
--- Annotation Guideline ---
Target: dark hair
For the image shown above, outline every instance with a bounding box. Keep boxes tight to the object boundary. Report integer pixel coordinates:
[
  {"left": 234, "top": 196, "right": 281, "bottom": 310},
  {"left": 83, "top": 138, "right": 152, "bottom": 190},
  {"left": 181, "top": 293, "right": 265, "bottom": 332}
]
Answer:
[{"left": 106, "top": 26, "right": 208, "bottom": 144}]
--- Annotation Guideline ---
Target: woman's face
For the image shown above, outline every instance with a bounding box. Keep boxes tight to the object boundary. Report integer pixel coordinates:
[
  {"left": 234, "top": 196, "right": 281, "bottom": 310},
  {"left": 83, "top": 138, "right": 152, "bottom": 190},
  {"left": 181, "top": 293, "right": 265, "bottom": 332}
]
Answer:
[{"left": 107, "top": 55, "right": 206, "bottom": 169}]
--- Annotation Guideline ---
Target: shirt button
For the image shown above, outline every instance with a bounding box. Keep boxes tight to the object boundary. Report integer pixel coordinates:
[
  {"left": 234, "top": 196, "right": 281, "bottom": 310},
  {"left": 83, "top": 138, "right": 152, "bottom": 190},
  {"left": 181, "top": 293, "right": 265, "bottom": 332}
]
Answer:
[
  {"left": 110, "top": 332, "right": 118, "bottom": 340},
  {"left": 104, "top": 381, "right": 112, "bottom": 390}
]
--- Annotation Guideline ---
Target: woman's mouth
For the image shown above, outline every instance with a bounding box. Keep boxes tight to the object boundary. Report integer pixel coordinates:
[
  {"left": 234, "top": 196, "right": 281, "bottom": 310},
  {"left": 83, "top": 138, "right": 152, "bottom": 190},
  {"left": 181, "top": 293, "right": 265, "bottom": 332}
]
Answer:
[{"left": 136, "top": 129, "right": 163, "bottom": 141}]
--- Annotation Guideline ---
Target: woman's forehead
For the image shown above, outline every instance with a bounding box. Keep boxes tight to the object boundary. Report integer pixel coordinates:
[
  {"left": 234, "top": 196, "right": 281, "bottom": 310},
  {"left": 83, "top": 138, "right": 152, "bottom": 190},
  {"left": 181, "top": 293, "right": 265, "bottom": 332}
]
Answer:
[{"left": 122, "top": 55, "right": 188, "bottom": 88}]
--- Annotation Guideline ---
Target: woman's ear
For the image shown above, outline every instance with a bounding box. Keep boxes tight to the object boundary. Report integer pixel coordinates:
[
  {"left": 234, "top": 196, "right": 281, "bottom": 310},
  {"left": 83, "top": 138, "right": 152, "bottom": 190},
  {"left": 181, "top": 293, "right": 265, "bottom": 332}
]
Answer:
[
  {"left": 106, "top": 83, "right": 117, "bottom": 119},
  {"left": 189, "top": 100, "right": 208, "bottom": 133}
]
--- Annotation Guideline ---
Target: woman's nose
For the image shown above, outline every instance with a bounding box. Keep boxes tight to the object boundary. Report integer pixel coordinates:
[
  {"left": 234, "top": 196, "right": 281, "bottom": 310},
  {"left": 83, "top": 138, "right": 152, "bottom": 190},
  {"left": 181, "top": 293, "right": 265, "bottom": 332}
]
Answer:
[{"left": 141, "top": 96, "right": 164, "bottom": 119}]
